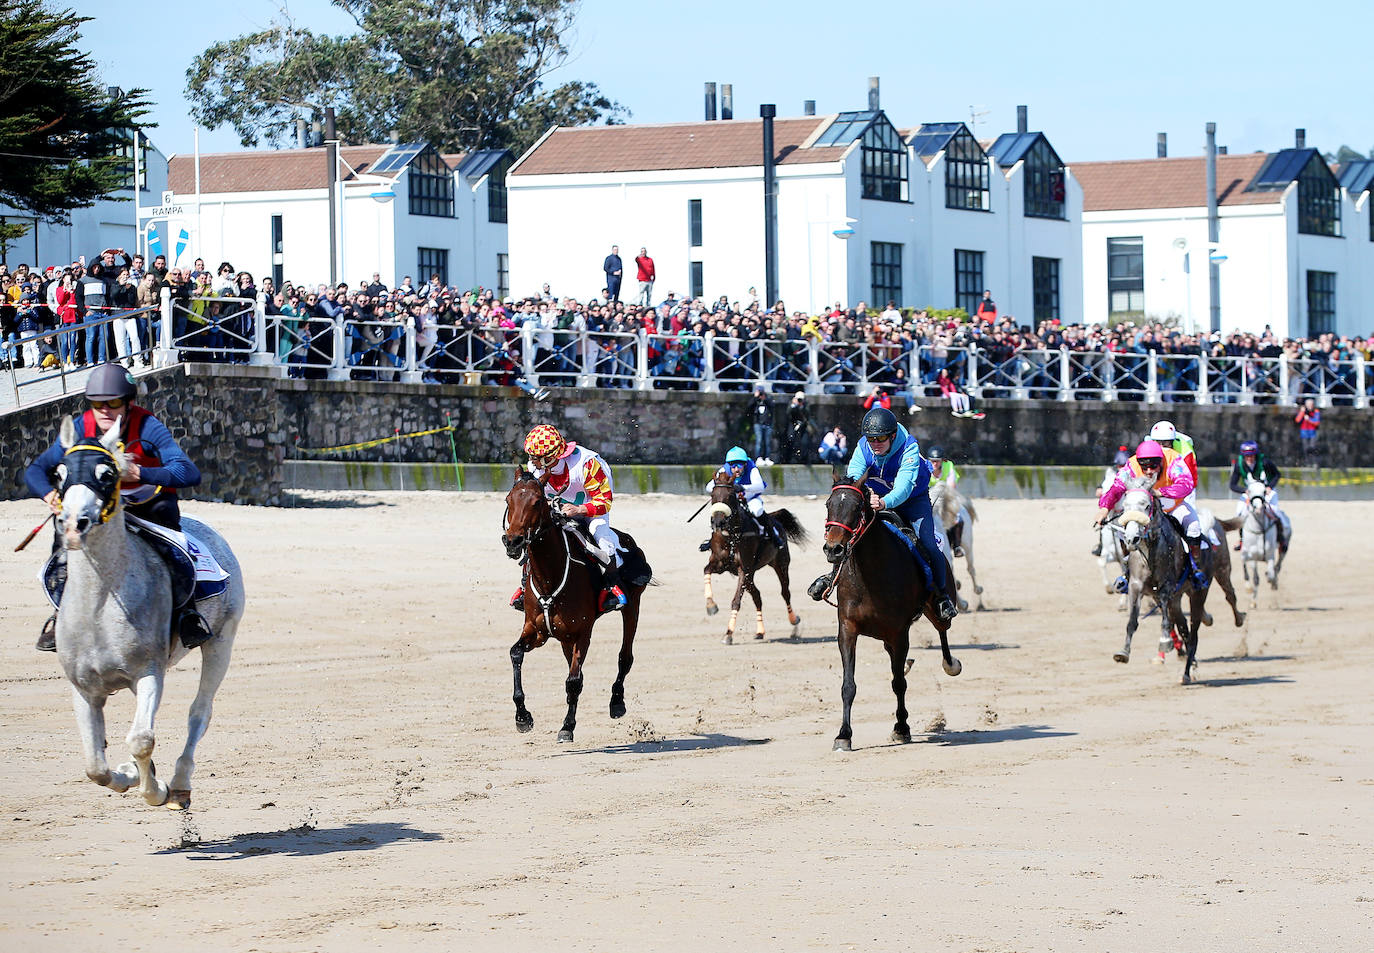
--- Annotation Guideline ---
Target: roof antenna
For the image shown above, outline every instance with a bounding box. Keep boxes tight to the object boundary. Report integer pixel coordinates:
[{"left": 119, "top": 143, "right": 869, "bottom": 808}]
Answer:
[{"left": 968, "top": 104, "right": 989, "bottom": 136}]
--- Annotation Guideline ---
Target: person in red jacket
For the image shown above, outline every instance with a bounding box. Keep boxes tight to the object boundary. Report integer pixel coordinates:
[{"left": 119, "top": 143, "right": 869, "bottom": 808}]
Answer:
[
  {"left": 975, "top": 290, "right": 997, "bottom": 322},
  {"left": 634, "top": 247, "right": 655, "bottom": 307}
]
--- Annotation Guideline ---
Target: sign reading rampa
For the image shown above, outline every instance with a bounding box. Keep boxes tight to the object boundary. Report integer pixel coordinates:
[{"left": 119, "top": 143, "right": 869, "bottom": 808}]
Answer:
[{"left": 140, "top": 201, "right": 198, "bottom": 219}]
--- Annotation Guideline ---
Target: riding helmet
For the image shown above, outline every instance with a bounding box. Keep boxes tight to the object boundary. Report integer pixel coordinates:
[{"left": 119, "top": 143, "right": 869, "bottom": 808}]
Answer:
[
  {"left": 1239, "top": 440, "right": 1258, "bottom": 455},
  {"left": 1148, "top": 420, "right": 1177, "bottom": 442},
  {"left": 861, "top": 407, "right": 899, "bottom": 439},
  {"left": 1135, "top": 439, "right": 1165, "bottom": 463},
  {"left": 85, "top": 362, "right": 137, "bottom": 402},
  {"left": 927, "top": 446, "right": 945, "bottom": 462},
  {"left": 524, "top": 424, "right": 568, "bottom": 459},
  {"left": 725, "top": 446, "right": 750, "bottom": 465}
]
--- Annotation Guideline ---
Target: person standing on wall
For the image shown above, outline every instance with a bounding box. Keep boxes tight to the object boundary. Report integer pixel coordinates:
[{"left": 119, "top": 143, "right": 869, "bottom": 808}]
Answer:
[
  {"left": 1294, "top": 398, "right": 1321, "bottom": 469},
  {"left": 976, "top": 290, "right": 997, "bottom": 322},
  {"left": 634, "top": 247, "right": 655, "bottom": 307},
  {"left": 751, "top": 385, "right": 774, "bottom": 466},
  {"left": 603, "top": 246, "right": 623, "bottom": 303}
]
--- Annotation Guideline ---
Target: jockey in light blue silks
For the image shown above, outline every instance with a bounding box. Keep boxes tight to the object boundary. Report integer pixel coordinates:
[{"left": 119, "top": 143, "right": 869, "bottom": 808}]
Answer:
[
  {"left": 700, "top": 446, "right": 783, "bottom": 550},
  {"left": 809, "top": 406, "right": 958, "bottom": 621}
]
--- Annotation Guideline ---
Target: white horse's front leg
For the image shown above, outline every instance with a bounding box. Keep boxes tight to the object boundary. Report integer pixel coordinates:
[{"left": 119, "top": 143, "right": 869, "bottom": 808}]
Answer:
[
  {"left": 71, "top": 688, "right": 133, "bottom": 791},
  {"left": 125, "top": 673, "right": 168, "bottom": 807},
  {"left": 168, "top": 623, "right": 236, "bottom": 810}
]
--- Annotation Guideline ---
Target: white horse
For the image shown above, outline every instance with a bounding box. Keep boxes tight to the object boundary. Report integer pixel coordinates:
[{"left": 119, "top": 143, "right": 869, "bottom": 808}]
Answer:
[
  {"left": 1096, "top": 518, "right": 1129, "bottom": 611},
  {"left": 929, "top": 480, "right": 983, "bottom": 611},
  {"left": 52, "top": 417, "right": 244, "bottom": 809},
  {"left": 1239, "top": 478, "right": 1291, "bottom": 607}
]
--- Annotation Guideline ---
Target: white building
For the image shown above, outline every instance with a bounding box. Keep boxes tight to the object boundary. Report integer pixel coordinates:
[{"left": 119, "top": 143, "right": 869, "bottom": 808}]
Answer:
[
  {"left": 1075, "top": 149, "right": 1374, "bottom": 338},
  {"left": 0, "top": 131, "right": 168, "bottom": 270},
  {"left": 507, "top": 111, "right": 1082, "bottom": 321},
  {"left": 164, "top": 143, "right": 511, "bottom": 291}
]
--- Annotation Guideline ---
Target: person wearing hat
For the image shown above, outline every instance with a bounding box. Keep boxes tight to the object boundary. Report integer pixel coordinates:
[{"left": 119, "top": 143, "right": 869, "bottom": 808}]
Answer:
[
  {"left": 24, "top": 363, "right": 210, "bottom": 652},
  {"left": 785, "top": 389, "right": 814, "bottom": 464},
  {"left": 927, "top": 446, "right": 966, "bottom": 557},
  {"left": 1228, "top": 440, "right": 1289, "bottom": 553},
  {"left": 1095, "top": 439, "right": 1210, "bottom": 590},
  {"left": 512, "top": 424, "right": 627, "bottom": 613},
  {"left": 700, "top": 446, "right": 784, "bottom": 552},
  {"left": 807, "top": 406, "right": 958, "bottom": 621},
  {"left": 1091, "top": 445, "right": 1132, "bottom": 556}
]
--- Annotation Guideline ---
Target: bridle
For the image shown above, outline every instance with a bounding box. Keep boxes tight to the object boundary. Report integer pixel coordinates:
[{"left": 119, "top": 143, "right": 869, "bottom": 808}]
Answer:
[
  {"left": 824, "top": 482, "right": 874, "bottom": 567},
  {"left": 502, "top": 477, "right": 578, "bottom": 637},
  {"left": 1246, "top": 483, "right": 1276, "bottom": 537},
  {"left": 60, "top": 441, "right": 123, "bottom": 525}
]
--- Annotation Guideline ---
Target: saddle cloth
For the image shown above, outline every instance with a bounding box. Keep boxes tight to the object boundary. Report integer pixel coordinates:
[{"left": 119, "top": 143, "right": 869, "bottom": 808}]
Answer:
[
  {"left": 877, "top": 517, "right": 945, "bottom": 588},
  {"left": 560, "top": 522, "right": 653, "bottom": 588}
]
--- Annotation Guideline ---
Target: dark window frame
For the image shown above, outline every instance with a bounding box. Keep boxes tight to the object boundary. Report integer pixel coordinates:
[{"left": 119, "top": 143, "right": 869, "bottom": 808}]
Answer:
[
  {"left": 1306, "top": 269, "right": 1336, "bottom": 334},
  {"left": 486, "top": 154, "right": 511, "bottom": 223},
  {"left": 417, "top": 247, "right": 449, "bottom": 288},
  {"left": 1032, "top": 256, "right": 1060, "bottom": 322},
  {"left": 945, "top": 129, "right": 990, "bottom": 211},
  {"left": 112, "top": 128, "right": 151, "bottom": 192},
  {"left": 953, "top": 249, "right": 984, "bottom": 316},
  {"left": 870, "top": 241, "right": 903, "bottom": 308},
  {"left": 1297, "top": 156, "right": 1341, "bottom": 237},
  {"left": 496, "top": 253, "right": 509, "bottom": 300},
  {"left": 688, "top": 199, "right": 703, "bottom": 247},
  {"left": 1106, "top": 236, "right": 1145, "bottom": 315},
  {"left": 408, "top": 149, "right": 455, "bottom": 218},
  {"left": 690, "top": 261, "right": 704, "bottom": 299},
  {"left": 1023, "top": 138, "right": 1066, "bottom": 220},
  {"left": 861, "top": 120, "right": 909, "bottom": 203}
]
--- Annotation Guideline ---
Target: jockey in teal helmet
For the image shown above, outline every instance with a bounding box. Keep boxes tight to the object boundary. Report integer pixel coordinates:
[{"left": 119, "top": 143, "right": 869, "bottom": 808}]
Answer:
[
  {"left": 808, "top": 407, "right": 957, "bottom": 621},
  {"left": 701, "top": 445, "right": 782, "bottom": 550}
]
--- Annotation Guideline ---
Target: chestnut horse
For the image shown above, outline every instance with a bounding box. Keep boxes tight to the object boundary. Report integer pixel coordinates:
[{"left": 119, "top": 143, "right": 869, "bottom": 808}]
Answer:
[
  {"left": 703, "top": 471, "right": 808, "bottom": 644},
  {"left": 501, "top": 469, "right": 648, "bottom": 742},
  {"left": 821, "top": 474, "right": 962, "bottom": 751}
]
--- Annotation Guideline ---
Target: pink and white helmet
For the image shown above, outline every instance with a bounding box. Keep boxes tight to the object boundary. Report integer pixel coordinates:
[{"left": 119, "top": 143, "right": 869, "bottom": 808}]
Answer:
[{"left": 1148, "top": 420, "right": 1177, "bottom": 442}]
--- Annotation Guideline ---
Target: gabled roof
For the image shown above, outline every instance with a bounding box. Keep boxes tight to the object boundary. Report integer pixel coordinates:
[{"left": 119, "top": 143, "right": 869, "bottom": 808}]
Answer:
[
  {"left": 1072, "top": 153, "right": 1278, "bottom": 212},
  {"left": 1247, "top": 148, "right": 1324, "bottom": 192},
  {"left": 167, "top": 145, "right": 392, "bottom": 194},
  {"left": 988, "top": 132, "right": 1046, "bottom": 167},
  {"left": 906, "top": 122, "right": 965, "bottom": 158},
  {"left": 812, "top": 110, "right": 882, "bottom": 146},
  {"left": 509, "top": 117, "right": 848, "bottom": 176},
  {"left": 1338, "top": 158, "right": 1374, "bottom": 195},
  {"left": 458, "top": 149, "right": 510, "bottom": 180}
]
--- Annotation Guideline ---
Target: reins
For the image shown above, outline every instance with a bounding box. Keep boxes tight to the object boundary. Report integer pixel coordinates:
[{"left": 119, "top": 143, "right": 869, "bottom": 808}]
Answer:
[
  {"left": 511, "top": 482, "right": 582, "bottom": 638},
  {"left": 820, "top": 483, "right": 874, "bottom": 604},
  {"left": 63, "top": 441, "right": 124, "bottom": 525}
]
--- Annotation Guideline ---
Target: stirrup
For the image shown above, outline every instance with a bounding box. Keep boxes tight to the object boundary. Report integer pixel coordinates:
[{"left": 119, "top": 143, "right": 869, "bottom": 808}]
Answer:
[
  {"left": 178, "top": 609, "right": 215, "bottom": 649},
  {"left": 599, "top": 585, "right": 627, "bottom": 613},
  {"left": 1113, "top": 574, "right": 1128, "bottom": 594},
  {"left": 510, "top": 588, "right": 525, "bottom": 612},
  {"left": 37, "top": 614, "right": 57, "bottom": 652},
  {"left": 936, "top": 594, "right": 959, "bottom": 622},
  {"left": 698, "top": 539, "right": 711, "bottom": 552}
]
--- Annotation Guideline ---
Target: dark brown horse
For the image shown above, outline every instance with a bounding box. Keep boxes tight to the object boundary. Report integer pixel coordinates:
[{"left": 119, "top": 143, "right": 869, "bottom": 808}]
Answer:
[
  {"left": 822, "top": 474, "right": 961, "bottom": 751},
  {"left": 502, "top": 469, "right": 647, "bottom": 742},
  {"left": 703, "top": 471, "right": 808, "bottom": 644}
]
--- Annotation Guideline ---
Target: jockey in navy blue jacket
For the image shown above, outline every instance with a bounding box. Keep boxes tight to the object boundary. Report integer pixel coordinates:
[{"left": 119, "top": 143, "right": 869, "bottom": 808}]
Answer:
[{"left": 840, "top": 406, "right": 957, "bottom": 621}]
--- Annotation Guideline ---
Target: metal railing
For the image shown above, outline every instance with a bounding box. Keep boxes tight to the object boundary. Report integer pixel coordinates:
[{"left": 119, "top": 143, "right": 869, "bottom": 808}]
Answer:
[
  {"left": 4, "top": 304, "right": 160, "bottom": 407},
  {"left": 7, "top": 295, "right": 1370, "bottom": 410}
]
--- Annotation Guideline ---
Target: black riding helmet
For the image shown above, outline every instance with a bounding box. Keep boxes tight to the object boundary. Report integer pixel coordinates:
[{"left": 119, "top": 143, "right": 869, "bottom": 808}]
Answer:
[
  {"left": 85, "top": 362, "right": 137, "bottom": 402},
  {"left": 927, "top": 446, "right": 945, "bottom": 461},
  {"left": 861, "top": 407, "right": 898, "bottom": 440}
]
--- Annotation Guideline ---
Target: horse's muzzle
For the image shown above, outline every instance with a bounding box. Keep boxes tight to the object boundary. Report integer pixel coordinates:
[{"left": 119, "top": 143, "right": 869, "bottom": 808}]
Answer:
[
  {"left": 501, "top": 534, "right": 524, "bottom": 560},
  {"left": 823, "top": 541, "right": 845, "bottom": 563}
]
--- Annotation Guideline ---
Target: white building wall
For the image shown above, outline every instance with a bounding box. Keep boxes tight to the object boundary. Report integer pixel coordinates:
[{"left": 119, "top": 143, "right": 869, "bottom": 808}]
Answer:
[
  {"left": 1289, "top": 187, "right": 1371, "bottom": 339},
  {"left": 915, "top": 155, "right": 1003, "bottom": 311},
  {"left": 455, "top": 176, "right": 509, "bottom": 293},
  {"left": 778, "top": 170, "right": 850, "bottom": 313},
  {"left": 845, "top": 162, "right": 919, "bottom": 312}
]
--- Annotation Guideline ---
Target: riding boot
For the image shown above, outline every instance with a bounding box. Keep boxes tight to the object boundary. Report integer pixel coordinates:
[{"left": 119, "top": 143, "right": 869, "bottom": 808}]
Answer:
[
  {"left": 949, "top": 521, "right": 965, "bottom": 558},
  {"left": 36, "top": 613, "right": 57, "bottom": 652},
  {"left": 1091, "top": 539, "right": 1102, "bottom": 557},
  {"left": 1277, "top": 525, "right": 1288, "bottom": 554},
  {"left": 599, "top": 563, "right": 627, "bottom": 613},
  {"left": 1234, "top": 527, "right": 1243, "bottom": 551},
  {"left": 698, "top": 539, "right": 712, "bottom": 552},
  {"left": 909, "top": 531, "right": 958, "bottom": 621},
  {"left": 510, "top": 587, "right": 525, "bottom": 612},
  {"left": 808, "top": 566, "right": 838, "bottom": 601},
  {"left": 176, "top": 605, "right": 215, "bottom": 649}
]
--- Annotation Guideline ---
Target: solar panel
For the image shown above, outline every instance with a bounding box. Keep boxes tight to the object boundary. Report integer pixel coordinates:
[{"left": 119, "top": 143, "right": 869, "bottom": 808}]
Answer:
[
  {"left": 987, "top": 132, "right": 1040, "bottom": 167},
  {"left": 907, "top": 122, "right": 963, "bottom": 157},
  {"left": 458, "top": 149, "right": 507, "bottom": 180},
  {"left": 370, "top": 143, "right": 426, "bottom": 175},
  {"left": 813, "top": 111, "right": 880, "bottom": 147},
  {"left": 1338, "top": 158, "right": 1374, "bottom": 195},
  {"left": 1249, "top": 148, "right": 1316, "bottom": 190}
]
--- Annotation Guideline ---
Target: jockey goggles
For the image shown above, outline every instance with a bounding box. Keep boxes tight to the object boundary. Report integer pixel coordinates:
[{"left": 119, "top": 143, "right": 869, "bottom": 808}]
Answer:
[{"left": 1138, "top": 457, "right": 1162, "bottom": 471}]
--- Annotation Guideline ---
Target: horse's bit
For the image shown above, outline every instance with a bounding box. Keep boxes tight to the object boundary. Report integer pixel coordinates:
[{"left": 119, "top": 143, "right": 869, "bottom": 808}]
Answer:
[{"left": 820, "top": 483, "right": 874, "bottom": 603}]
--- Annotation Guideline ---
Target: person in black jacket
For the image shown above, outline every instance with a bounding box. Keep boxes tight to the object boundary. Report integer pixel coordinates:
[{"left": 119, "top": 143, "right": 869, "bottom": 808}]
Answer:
[
  {"left": 750, "top": 385, "right": 774, "bottom": 465},
  {"left": 784, "top": 390, "right": 814, "bottom": 463},
  {"left": 1229, "top": 440, "right": 1288, "bottom": 552}
]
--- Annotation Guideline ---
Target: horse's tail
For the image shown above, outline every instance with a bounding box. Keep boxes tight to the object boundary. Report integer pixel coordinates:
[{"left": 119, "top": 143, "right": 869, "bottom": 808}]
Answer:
[
  {"left": 962, "top": 496, "right": 978, "bottom": 523},
  {"left": 772, "top": 509, "right": 809, "bottom": 547},
  {"left": 1215, "top": 515, "right": 1243, "bottom": 533}
]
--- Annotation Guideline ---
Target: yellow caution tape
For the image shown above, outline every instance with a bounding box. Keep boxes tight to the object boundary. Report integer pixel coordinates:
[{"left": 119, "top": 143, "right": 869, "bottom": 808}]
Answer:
[
  {"left": 295, "top": 425, "right": 456, "bottom": 455},
  {"left": 1285, "top": 472, "right": 1374, "bottom": 487}
]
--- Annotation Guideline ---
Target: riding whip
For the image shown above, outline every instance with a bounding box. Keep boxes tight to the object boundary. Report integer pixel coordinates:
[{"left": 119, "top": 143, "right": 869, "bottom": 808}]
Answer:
[
  {"left": 15, "top": 513, "right": 55, "bottom": 552},
  {"left": 686, "top": 499, "right": 711, "bottom": 523}
]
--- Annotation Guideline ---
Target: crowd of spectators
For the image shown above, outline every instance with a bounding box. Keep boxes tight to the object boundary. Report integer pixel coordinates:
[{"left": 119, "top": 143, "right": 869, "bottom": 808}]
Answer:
[{"left": 5, "top": 255, "right": 1371, "bottom": 405}]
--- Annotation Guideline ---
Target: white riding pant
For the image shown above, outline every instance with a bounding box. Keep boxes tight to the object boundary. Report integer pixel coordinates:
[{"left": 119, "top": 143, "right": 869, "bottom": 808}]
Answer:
[
  {"left": 746, "top": 496, "right": 766, "bottom": 519},
  {"left": 585, "top": 515, "right": 623, "bottom": 568},
  {"left": 1162, "top": 497, "right": 1205, "bottom": 544}
]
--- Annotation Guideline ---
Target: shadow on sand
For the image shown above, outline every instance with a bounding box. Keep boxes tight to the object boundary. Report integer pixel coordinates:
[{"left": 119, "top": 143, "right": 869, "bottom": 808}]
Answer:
[
  {"left": 1196, "top": 674, "right": 1295, "bottom": 688},
  {"left": 565, "top": 733, "right": 771, "bottom": 756},
  {"left": 281, "top": 490, "right": 392, "bottom": 509},
  {"left": 1199, "top": 653, "right": 1295, "bottom": 664},
  {"left": 162, "top": 821, "right": 441, "bottom": 859},
  {"left": 926, "top": 724, "right": 1076, "bottom": 746}
]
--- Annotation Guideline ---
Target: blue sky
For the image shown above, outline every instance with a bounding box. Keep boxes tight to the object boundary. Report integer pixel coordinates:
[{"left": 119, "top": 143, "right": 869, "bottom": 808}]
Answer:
[{"left": 73, "top": 0, "right": 1372, "bottom": 162}]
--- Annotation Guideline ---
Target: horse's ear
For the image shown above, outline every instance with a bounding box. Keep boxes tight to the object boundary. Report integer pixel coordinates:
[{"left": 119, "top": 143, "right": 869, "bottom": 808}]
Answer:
[
  {"left": 512, "top": 466, "right": 525, "bottom": 486},
  {"left": 99, "top": 416, "right": 123, "bottom": 452},
  {"left": 59, "top": 415, "right": 76, "bottom": 450}
]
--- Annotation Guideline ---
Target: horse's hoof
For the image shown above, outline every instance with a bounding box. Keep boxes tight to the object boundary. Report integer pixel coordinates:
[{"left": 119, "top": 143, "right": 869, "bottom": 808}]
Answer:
[
  {"left": 1113, "top": 652, "right": 1130, "bottom": 664},
  {"left": 942, "top": 657, "right": 962, "bottom": 677},
  {"left": 557, "top": 729, "right": 574, "bottom": 743},
  {"left": 974, "top": 585, "right": 984, "bottom": 595},
  {"left": 1234, "top": 612, "right": 1247, "bottom": 628},
  {"left": 890, "top": 729, "right": 912, "bottom": 744},
  {"left": 788, "top": 612, "right": 801, "bottom": 627},
  {"left": 166, "top": 790, "right": 191, "bottom": 811},
  {"left": 722, "top": 632, "right": 733, "bottom": 645},
  {"left": 610, "top": 700, "right": 626, "bottom": 719},
  {"left": 1203, "top": 612, "right": 1214, "bottom": 627},
  {"left": 1180, "top": 672, "right": 1193, "bottom": 686},
  {"left": 705, "top": 603, "right": 719, "bottom": 616},
  {"left": 903, "top": 658, "right": 915, "bottom": 675},
  {"left": 754, "top": 632, "right": 765, "bottom": 641},
  {"left": 515, "top": 713, "right": 534, "bottom": 733},
  {"left": 832, "top": 738, "right": 853, "bottom": 752}
]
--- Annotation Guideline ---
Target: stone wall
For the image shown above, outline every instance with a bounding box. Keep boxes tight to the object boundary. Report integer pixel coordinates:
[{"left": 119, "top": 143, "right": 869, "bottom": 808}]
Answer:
[{"left": 4, "top": 364, "right": 1369, "bottom": 506}]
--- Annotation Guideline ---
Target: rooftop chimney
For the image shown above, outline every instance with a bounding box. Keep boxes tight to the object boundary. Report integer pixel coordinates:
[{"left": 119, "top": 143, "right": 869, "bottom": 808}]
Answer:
[
  {"left": 868, "top": 77, "right": 880, "bottom": 111},
  {"left": 1157, "top": 133, "right": 1167, "bottom": 158},
  {"left": 1017, "top": 105, "right": 1028, "bottom": 134},
  {"left": 705, "top": 82, "right": 717, "bottom": 121},
  {"left": 1218, "top": 145, "right": 1228, "bottom": 155},
  {"left": 296, "top": 119, "right": 307, "bottom": 149},
  {"left": 1295, "top": 128, "right": 1306, "bottom": 149},
  {"left": 721, "top": 84, "right": 733, "bottom": 121},
  {"left": 803, "top": 100, "right": 816, "bottom": 116}
]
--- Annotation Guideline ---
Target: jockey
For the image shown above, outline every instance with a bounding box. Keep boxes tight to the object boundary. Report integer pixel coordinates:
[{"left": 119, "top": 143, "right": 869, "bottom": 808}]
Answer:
[
  {"left": 1228, "top": 440, "right": 1289, "bottom": 553},
  {"left": 1148, "top": 420, "right": 1197, "bottom": 485},
  {"left": 1096, "top": 438, "right": 1209, "bottom": 589},
  {"left": 24, "top": 362, "right": 211, "bottom": 652},
  {"left": 701, "top": 446, "right": 784, "bottom": 550},
  {"left": 1091, "top": 445, "right": 1131, "bottom": 556},
  {"left": 514, "top": 423, "right": 626, "bottom": 612},
  {"left": 808, "top": 407, "right": 958, "bottom": 621},
  {"left": 926, "top": 446, "right": 966, "bottom": 558}
]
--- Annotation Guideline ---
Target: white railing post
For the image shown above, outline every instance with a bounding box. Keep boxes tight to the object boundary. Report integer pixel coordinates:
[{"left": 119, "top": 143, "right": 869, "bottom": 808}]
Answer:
[
  {"left": 966, "top": 345, "right": 982, "bottom": 399},
  {"left": 1197, "top": 355, "right": 1209, "bottom": 405},
  {"left": 577, "top": 329, "right": 596, "bottom": 388},
  {"left": 1278, "top": 352, "right": 1291, "bottom": 406},
  {"left": 701, "top": 335, "right": 719, "bottom": 393},
  {"left": 636, "top": 328, "right": 651, "bottom": 391},
  {"left": 1101, "top": 351, "right": 1117, "bottom": 403},
  {"left": 1146, "top": 351, "right": 1159, "bottom": 404},
  {"left": 156, "top": 287, "right": 176, "bottom": 367},
  {"left": 400, "top": 316, "right": 421, "bottom": 383},
  {"left": 1356, "top": 354, "right": 1368, "bottom": 409},
  {"left": 520, "top": 322, "right": 537, "bottom": 385},
  {"left": 328, "top": 317, "right": 349, "bottom": 380},
  {"left": 249, "top": 293, "right": 272, "bottom": 366},
  {"left": 1058, "top": 348, "right": 1072, "bottom": 401}
]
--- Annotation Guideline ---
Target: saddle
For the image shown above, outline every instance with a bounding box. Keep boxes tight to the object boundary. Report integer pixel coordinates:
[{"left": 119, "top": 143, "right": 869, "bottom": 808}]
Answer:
[{"left": 557, "top": 520, "right": 653, "bottom": 588}]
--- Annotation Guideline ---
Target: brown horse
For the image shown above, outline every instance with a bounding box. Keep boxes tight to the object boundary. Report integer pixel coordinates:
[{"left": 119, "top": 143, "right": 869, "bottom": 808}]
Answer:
[
  {"left": 703, "top": 472, "right": 808, "bottom": 644},
  {"left": 501, "top": 469, "right": 648, "bottom": 742},
  {"left": 822, "top": 474, "right": 962, "bottom": 751}
]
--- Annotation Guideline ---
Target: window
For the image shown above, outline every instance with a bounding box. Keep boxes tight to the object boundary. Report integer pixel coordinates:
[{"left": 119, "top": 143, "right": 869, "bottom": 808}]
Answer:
[
  {"left": 407, "top": 149, "right": 454, "bottom": 218},
  {"left": 1107, "top": 237, "right": 1144, "bottom": 315},
  {"left": 953, "top": 250, "right": 984, "bottom": 316},
  {"left": 270, "top": 215, "right": 283, "bottom": 289},
  {"left": 861, "top": 120, "right": 908, "bottom": 202},
  {"left": 871, "top": 242, "right": 902, "bottom": 308},
  {"left": 496, "top": 253, "right": 509, "bottom": 300},
  {"left": 688, "top": 199, "right": 703, "bottom": 247},
  {"left": 487, "top": 155, "right": 511, "bottom": 223},
  {"left": 690, "top": 262, "right": 704, "bottom": 300},
  {"left": 945, "top": 129, "right": 990, "bottom": 211},
  {"left": 1033, "top": 256, "right": 1060, "bottom": 322},
  {"left": 1297, "top": 156, "right": 1340, "bottom": 237},
  {"left": 418, "top": 247, "right": 448, "bottom": 288},
  {"left": 112, "top": 129, "right": 150, "bottom": 192},
  {"left": 1306, "top": 270, "right": 1335, "bottom": 334},
  {"left": 1023, "top": 138, "right": 1066, "bottom": 219}
]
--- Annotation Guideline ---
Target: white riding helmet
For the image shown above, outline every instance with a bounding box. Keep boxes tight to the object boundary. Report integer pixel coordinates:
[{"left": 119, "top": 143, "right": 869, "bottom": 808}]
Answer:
[{"left": 1149, "top": 420, "right": 1177, "bottom": 442}]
